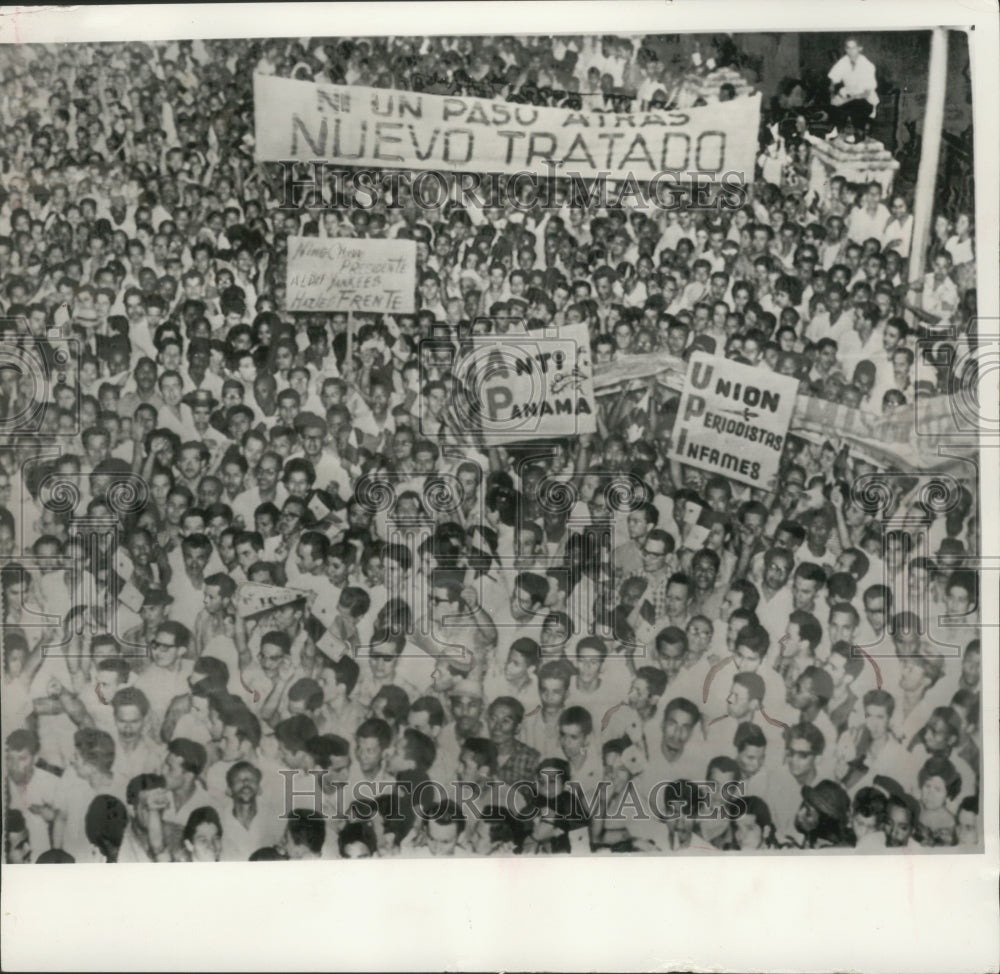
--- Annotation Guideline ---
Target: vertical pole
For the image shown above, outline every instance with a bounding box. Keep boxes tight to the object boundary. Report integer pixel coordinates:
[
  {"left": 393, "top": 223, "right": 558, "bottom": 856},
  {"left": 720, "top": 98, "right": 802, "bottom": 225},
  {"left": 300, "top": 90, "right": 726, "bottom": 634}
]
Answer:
[
  {"left": 908, "top": 27, "right": 949, "bottom": 285},
  {"left": 345, "top": 310, "right": 353, "bottom": 382}
]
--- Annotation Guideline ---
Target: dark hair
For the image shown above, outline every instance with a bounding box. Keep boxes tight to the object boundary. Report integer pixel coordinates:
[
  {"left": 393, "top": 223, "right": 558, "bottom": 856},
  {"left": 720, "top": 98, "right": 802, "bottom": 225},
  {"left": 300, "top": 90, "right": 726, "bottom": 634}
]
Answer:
[
  {"left": 735, "top": 624, "right": 769, "bottom": 659},
  {"left": 636, "top": 666, "right": 669, "bottom": 699},
  {"left": 422, "top": 799, "right": 465, "bottom": 835},
  {"left": 917, "top": 756, "right": 962, "bottom": 800},
  {"left": 785, "top": 721, "right": 826, "bottom": 755},
  {"left": 728, "top": 579, "right": 760, "bottom": 612},
  {"left": 707, "top": 755, "right": 740, "bottom": 779},
  {"left": 285, "top": 809, "right": 325, "bottom": 854},
  {"left": 853, "top": 786, "right": 887, "bottom": 824},
  {"left": 84, "top": 794, "right": 128, "bottom": 863},
  {"left": 734, "top": 722, "right": 767, "bottom": 752},
  {"left": 742, "top": 795, "right": 774, "bottom": 833},
  {"left": 167, "top": 738, "right": 207, "bottom": 777},
  {"left": 400, "top": 727, "right": 437, "bottom": 773},
  {"left": 410, "top": 695, "right": 447, "bottom": 728},
  {"left": 460, "top": 736, "right": 498, "bottom": 775},
  {"left": 182, "top": 805, "right": 222, "bottom": 845},
  {"left": 558, "top": 705, "right": 594, "bottom": 736},
  {"left": 356, "top": 717, "right": 392, "bottom": 749},
  {"left": 663, "top": 695, "right": 700, "bottom": 725},
  {"left": 126, "top": 772, "right": 167, "bottom": 808},
  {"left": 338, "top": 821, "right": 377, "bottom": 857}
]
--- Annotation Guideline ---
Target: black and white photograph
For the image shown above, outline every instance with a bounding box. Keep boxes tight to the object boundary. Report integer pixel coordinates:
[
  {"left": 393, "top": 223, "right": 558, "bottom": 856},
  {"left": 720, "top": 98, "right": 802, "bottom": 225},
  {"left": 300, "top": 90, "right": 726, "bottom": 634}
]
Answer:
[{"left": 0, "top": 2, "right": 997, "bottom": 970}]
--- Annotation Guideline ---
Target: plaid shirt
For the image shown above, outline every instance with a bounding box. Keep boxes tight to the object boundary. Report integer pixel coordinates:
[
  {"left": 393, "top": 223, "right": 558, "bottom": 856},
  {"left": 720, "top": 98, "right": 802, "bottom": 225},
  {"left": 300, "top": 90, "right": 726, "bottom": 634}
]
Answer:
[{"left": 497, "top": 739, "right": 541, "bottom": 787}]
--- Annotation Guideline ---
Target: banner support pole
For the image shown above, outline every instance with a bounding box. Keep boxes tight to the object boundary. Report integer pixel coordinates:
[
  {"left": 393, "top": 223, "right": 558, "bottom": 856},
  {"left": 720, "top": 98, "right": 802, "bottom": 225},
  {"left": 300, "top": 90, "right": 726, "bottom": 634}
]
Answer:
[{"left": 908, "top": 26, "right": 949, "bottom": 286}]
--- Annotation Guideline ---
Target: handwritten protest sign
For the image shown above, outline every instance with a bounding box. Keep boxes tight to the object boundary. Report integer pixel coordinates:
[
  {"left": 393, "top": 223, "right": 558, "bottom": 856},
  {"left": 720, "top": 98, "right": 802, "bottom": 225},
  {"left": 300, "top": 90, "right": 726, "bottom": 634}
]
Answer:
[
  {"left": 285, "top": 236, "right": 416, "bottom": 313},
  {"left": 438, "top": 321, "right": 597, "bottom": 444},
  {"left": 669, "top": 353, "right": 798, "bottom": 490},
  {"left": 255, "top": 76, "right": 762, "bottom": 181}
]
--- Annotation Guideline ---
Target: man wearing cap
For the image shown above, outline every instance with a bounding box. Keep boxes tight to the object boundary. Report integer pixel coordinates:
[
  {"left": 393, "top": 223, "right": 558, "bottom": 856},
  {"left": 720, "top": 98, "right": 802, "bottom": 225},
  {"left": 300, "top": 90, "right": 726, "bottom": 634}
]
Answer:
[{"left": 791, "top": 778, "right": 853, "bottom": 848}]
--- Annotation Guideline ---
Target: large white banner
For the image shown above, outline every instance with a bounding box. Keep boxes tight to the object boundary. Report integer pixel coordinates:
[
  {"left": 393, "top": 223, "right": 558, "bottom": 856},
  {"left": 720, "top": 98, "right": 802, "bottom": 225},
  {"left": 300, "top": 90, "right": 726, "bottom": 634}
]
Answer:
[
  {"left": 285, "top": 235, "right": 416, "bottom": 313},
  {"left": 254, "top": 75, "right": 762, "bottom": 180},
  {"left": 669, "top": 353, "right": 798, "bottom": 490}
]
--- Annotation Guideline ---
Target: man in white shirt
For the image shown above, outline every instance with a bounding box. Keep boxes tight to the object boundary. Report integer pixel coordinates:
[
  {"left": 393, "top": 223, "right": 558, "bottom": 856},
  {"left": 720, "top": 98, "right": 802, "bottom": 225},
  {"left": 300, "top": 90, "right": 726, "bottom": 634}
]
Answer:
[
  {"left": 218, "top": 760, "right": 282, "bottom": 861},
  {"left": 161, "top": 738, "right": 215, "bottom": 827},
  {"left": 881, "top": 195, "right": 914, "bottom": 259},
  {"left": 906, "top": 252, "right": 959, "bottom": 333},
  {"left": 59, "top": 729, "right": 123, "bottom": 862},
  {"left": 109, "top": 687, "right": 168, "bottom": 785},
  {"left": 133, "top": 622, "right": 195, "bottom": 738},
  {"left": 847, "top": 183, "right": 891, "bottom": 246},
  {"left": 828, "top": 38, "right": 879, "bottom": 138},
  {"left": 5, "top": 728, "right": 66, "bottom": 858},
  {"left": 156, "top": 370, "right": 200, "bottom": 441},
  {"left": 838, "top": 303, "right": 885, "bottom": 377}
]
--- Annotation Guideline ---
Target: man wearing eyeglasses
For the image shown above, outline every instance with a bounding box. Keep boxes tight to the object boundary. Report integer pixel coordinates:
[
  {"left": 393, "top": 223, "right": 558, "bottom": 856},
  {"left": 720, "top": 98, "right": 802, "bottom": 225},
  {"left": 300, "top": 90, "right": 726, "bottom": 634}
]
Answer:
[
  {"left": 133, "top": 622, "right": 195, "bottom": 740},
  {"left": 287, "top": 413, "right": 353, "bottom": 504},
  {"left": 232, "top": 453, "right": 288, "bottom": 532},
  {"left": 768, "top": 721, "right": 827, "bottom": 845},
  {"left": 618, "top": 527, "right": 675, "bottom": 621},
  {"left": 353, "top": 631, "right": 421, "bottom": 711},
  {"left": 412, "top": 570, "right": 498, "bottom": 680}
]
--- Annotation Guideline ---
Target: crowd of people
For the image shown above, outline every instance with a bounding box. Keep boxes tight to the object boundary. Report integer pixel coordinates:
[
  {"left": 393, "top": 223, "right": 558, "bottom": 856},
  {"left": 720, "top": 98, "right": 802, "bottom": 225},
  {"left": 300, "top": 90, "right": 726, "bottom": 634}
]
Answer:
[{"left": 0, "top": 33, "right": 982, "bottom": 862}]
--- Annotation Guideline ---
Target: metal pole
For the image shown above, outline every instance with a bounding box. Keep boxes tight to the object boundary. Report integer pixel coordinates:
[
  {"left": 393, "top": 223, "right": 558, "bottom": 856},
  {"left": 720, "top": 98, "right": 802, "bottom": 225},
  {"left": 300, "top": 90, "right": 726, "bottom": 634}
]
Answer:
[
  {"left": 345, "top": 311, "right": 353, "bottom": 382},
  {"left": 908, "top": 27, "right": 949, "bottom": 285}
]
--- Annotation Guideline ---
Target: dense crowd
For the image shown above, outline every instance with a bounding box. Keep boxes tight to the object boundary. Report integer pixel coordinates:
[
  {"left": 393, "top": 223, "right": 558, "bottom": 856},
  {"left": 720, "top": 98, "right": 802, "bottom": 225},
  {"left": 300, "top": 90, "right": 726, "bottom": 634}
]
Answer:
[{"left": 1, "top": 33, "right": 982, "bottom": 862}]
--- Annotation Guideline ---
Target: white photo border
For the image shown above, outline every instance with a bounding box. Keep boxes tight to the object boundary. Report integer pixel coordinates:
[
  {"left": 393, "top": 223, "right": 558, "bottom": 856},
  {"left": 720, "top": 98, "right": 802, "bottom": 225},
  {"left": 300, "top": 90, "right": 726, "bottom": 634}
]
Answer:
[{"left": 0, "top": 2, "right": 997, "bottom": 971}]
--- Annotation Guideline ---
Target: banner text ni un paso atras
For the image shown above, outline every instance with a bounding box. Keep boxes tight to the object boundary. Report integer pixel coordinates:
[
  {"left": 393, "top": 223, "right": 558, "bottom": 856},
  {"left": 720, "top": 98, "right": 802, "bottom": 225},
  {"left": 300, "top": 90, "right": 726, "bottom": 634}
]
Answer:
[{"left": 254, "top": 76, "right": 762, "bottom": 181}]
